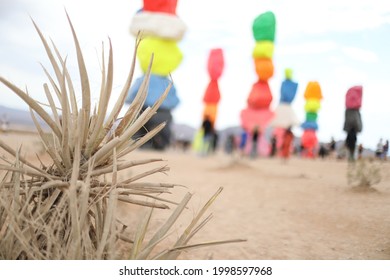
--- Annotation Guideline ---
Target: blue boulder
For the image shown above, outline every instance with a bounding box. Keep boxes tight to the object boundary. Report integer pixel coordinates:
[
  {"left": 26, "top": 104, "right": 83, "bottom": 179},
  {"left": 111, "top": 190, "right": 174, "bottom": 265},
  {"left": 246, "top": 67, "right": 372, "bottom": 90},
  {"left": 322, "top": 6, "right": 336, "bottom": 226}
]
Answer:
[
  {"left": 301, "top": 121, "right": 318, "bottom": 131},
  {"left": 126, "top": 74, "right": 180, "bottom": 110},
  {"left": 280, "top": 80, "right": 298, "bottom": 104}
]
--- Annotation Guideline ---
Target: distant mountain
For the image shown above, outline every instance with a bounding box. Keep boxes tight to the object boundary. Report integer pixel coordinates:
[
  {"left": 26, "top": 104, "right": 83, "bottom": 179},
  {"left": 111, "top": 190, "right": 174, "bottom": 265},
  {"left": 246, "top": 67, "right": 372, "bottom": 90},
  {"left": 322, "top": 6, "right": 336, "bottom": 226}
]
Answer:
[
  {"left": 0, "top": 105, "right": 198, "bottom": 139},
  {"left": 0, "top": 105, "right": 49, "bottom": 130},
  {"left": 0, "top": 105, "right": 34, "bottom": 127}
]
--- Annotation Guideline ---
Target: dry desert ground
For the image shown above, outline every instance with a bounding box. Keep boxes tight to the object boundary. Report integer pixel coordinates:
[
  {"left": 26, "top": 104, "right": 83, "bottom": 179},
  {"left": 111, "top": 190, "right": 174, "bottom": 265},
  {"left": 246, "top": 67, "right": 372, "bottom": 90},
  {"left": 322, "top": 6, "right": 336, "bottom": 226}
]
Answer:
[{"left": 1, "top": 130, "right": 390, "bottom": 260}]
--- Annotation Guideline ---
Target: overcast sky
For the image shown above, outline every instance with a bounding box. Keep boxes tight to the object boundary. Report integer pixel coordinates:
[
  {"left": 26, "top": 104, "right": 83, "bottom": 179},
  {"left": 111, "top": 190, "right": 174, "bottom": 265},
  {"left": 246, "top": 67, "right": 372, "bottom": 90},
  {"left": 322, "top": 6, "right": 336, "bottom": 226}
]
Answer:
[{"left": 1, "top": 0, "right": 390, "bottom": 149}]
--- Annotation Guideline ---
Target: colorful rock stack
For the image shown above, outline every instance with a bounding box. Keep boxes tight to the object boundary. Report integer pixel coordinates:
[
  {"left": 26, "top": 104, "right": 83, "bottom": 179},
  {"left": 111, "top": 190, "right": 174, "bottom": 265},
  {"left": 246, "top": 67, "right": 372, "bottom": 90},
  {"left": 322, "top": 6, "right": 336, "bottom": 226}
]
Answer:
[
  {"left": 240, "top": 11, "right": 276, "bottom": 156},
  {"left": 301, "top": 81, "right": 323, "bottom": 157},
  {"left": 343, "top": 85, "right": 363, "bottom": 133},
  {"left": 202, "top": 48, "right": 224, "bottom": 130},
  {"left": 126, "top": 0, "right": 186, "bottom": 150},
  {"left": 192, "top": 49, "right": 224, "bottom": 154},
  {"left": 269, "top": 68, "right": 299, "bottom": 151}
]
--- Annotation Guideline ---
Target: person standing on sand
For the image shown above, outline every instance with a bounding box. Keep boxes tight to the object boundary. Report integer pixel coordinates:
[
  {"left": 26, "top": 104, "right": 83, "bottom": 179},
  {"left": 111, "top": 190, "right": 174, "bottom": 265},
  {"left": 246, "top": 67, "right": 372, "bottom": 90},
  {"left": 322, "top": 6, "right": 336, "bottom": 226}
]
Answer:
[
  {"left": 281, "top": 127, "right": 294, "bottom": 161},
  {"left": 329, "top": 137, "right": 336, "bottom": 152},
  {"left": 383, "top": 140, "right": 389, "bottom": 161},
  {"left": 318, "top": 144, "right": 327, "bottom": 159},
  {"left": 375, "top": 138, "right": 383, "bottom": 160},
  {"left": 224, "top": 134, "right": 236, "bottom": 155},
  {"left": 239, "top": 129, "right": 248, "bottom": 157},
  {"left": 357, "top": 143, "right": 363, "bottom": 160},
  {"left": 270, "top": 135, "right": 277, "bottom": 157},
  {"left": 201, "top": 116, "right": 213, "bottom": 155},
  {"left": 329, "top": 136, "right": 336, "bottom": 158},
  {"left": 250, "top": 126, "right": 260, "bottom": 159},
  {"left": 345, "top": 128, "right": 357, "bottom": 162},
  {"left": 211, "top": 130, "right": 219, "bottom": 153}
]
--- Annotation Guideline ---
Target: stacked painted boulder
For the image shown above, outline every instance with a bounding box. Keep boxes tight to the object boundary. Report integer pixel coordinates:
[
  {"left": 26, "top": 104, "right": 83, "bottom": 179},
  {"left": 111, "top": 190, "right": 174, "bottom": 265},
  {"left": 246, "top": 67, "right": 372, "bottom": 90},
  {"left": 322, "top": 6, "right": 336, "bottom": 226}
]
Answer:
[
  {"left": 126, "top": 0, "right": 186, "bottom": 150},
  {"left": 240, "top": 11, "right": 276, "bottom": 155},
  {"left": 269, "top": 68, "right": 299, "bottom": 150},
  {"left": 301, "top": 81, "right": 323, "bottom": 157},
  {"left": 343, "top": 85, "right": 362, "bottom": 133},
  {"left": 192, "top": 49, "right": 224, "bottom": 154},
  {"left": 203, "top": 48, "right": 224, "bottom": 129}
]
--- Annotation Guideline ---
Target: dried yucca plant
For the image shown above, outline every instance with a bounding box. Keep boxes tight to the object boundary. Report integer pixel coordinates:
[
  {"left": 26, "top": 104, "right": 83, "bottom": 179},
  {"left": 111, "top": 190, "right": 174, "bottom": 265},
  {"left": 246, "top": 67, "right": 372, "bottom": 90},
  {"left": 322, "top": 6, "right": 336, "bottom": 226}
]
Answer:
[
  {"left": 347, "top": 159, "right": 382, "bottom": 190},
  {"left": 0, "top": 14, "right": 244, "bottom": 260}
]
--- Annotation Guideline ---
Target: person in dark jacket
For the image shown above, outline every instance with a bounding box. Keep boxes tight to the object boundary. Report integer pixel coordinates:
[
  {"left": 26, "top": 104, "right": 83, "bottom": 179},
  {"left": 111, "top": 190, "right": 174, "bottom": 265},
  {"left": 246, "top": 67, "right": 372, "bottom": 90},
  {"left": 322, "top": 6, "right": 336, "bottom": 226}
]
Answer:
[
  {"left": 345, "top": 128, "right": 357, "bottom": 162},
  {"left": 270, "top": 135, "right": 277, "bottom": 157},
  {"left": 250, "top": 126, "right": 260, "bottom": 158},
  {"left": 201, "top": 116, "right": 213, "bottom": 155}
]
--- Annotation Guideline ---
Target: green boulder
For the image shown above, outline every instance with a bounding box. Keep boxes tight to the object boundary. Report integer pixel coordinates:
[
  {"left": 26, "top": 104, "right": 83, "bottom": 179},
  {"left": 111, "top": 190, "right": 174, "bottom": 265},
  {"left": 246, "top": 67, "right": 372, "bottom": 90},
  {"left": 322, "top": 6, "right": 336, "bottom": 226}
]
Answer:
[
  {"left": 306, "top": 112, "right": 318, "bottom": 122},
  {"left": 252, "top": 11, "right": 276, "bottom": 42}
]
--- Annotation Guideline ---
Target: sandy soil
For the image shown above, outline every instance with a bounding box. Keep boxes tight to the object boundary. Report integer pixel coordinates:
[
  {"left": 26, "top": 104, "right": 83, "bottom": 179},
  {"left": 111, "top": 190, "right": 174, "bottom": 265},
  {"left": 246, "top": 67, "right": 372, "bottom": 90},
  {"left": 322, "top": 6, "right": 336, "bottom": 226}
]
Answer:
[{"left": 1, "top": 131, "right": 390, "bottom": 260}]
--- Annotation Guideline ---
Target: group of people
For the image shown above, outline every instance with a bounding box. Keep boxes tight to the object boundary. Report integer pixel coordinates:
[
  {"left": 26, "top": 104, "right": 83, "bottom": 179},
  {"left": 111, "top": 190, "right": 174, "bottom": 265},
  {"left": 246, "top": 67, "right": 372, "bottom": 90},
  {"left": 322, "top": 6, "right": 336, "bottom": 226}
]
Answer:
[
  {"left": 224, "top": 126, "right": 295, "bottom": 161},
  {"left": 375, "top": 138, "right": 389, "bottom": 160},
  {"left": 201, "top": 121, "right": 389, "bottom": 163},
  {"left": 344, "top": 131, "right": 388, "bottom": 162}
]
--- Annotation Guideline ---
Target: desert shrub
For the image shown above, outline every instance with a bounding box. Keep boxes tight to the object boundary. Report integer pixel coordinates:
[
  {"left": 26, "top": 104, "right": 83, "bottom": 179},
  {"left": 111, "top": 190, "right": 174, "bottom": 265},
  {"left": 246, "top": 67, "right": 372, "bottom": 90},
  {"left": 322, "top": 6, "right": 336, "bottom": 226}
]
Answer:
[
  {"left": 347, "top": 159, "right": 382, "bottom": 189},
  {"left": 0, "top": 14, "right": 244, "bottom": 260}
]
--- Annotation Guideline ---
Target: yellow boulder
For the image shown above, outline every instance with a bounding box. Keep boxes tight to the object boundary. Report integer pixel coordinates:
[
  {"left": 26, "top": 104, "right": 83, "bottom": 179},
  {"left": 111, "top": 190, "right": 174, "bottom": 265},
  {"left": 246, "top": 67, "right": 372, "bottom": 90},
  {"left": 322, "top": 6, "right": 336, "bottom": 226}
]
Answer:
[
  {"left": 285, "top": 68, "right": 293, "bottom": 80},
  {"left": 252, "top": 41, "right": 274, "bottom": 59},
  {"left": 137, "top": 37, "right": 183, "bottom": 75},
  {"left": 304, "top": 99, "right": 321, "bottom": 113}
]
